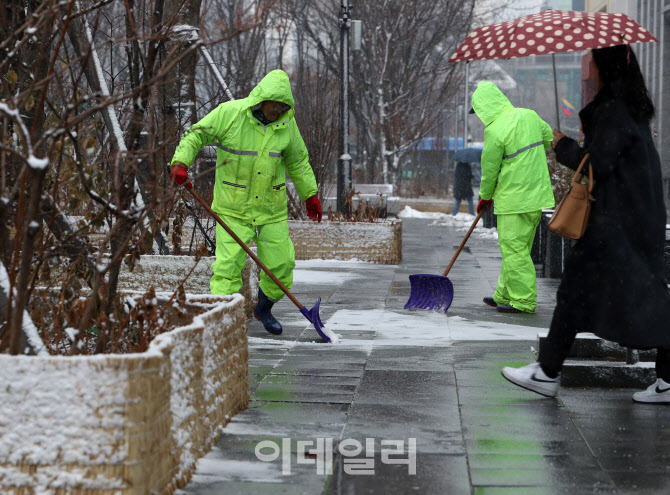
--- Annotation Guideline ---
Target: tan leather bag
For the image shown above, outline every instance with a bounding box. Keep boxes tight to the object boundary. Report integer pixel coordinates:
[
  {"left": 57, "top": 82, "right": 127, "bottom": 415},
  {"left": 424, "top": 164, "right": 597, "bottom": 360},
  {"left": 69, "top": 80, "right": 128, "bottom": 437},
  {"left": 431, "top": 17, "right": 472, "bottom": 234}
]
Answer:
[{"left": 547, "top": 153, "right": 595, "bottom": 239}]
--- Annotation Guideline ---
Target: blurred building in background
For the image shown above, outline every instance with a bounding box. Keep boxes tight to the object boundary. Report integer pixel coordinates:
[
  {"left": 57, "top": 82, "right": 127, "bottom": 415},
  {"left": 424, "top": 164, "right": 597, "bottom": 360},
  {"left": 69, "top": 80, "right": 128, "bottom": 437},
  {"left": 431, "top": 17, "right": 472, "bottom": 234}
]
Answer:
[{"left": 586, "top": 0, "right": 670, "bottom": 201}]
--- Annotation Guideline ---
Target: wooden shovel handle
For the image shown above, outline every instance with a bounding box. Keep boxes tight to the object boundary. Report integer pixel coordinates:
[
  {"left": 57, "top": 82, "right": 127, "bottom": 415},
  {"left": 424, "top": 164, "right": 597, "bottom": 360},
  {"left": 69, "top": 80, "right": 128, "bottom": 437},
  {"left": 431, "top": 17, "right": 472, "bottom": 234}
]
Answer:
[
  {"left": 186, "top": 186, "right": 304, "bottom": 310},
  {"left": 442, "top": 208, "right": 486, "bottom": 277}
]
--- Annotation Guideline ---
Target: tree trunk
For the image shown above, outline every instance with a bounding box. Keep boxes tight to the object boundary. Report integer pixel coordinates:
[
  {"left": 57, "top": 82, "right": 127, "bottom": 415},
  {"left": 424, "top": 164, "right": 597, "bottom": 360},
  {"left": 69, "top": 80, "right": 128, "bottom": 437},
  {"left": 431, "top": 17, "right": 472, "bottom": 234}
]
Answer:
[{"left": 2, "top": 0, "right": 52, "bottom": 354}]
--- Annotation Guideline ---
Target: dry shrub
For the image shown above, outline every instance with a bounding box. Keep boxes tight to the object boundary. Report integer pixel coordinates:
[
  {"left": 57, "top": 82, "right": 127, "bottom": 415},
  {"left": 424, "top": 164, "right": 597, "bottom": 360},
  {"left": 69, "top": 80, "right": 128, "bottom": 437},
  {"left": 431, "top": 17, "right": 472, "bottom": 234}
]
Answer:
[
  {"left": 29, "top": 248, "right": 211, "bottom": 355},
  {"left": 547, "top": 151, "right": 576, "bottom": 203},
  {"left": 326, "top": 188, "right": 389, "bottom": 223}
]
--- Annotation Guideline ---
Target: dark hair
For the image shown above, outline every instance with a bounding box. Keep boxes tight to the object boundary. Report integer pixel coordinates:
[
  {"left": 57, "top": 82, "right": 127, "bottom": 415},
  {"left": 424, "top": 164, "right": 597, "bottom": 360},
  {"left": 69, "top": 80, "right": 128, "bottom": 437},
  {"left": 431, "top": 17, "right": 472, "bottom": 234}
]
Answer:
[{"left": 592, "top": 45, "right": 655, "bottom": 123}]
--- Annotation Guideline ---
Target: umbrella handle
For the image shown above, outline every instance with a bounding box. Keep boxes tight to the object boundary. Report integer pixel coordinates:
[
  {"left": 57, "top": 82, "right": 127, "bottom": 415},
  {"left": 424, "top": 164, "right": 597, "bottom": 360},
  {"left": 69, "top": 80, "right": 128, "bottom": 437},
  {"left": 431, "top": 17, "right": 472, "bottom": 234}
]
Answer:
[
  {"left": 552, "top": 53, "right": 561, "bottom": 133},
  {"left": 186, "top": 186, "right": 305, "bottom": 311},
  {"left": 442, "top": 207, "right": 486, "bottom": 277}
]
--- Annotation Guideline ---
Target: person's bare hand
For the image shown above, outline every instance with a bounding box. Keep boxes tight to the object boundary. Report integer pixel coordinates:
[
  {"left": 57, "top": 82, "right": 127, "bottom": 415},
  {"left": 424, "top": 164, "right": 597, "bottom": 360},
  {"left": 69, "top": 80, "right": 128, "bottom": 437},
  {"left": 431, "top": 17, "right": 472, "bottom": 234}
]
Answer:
[{"left": 552, "top": 129, "right": 566, "bottom": 150}]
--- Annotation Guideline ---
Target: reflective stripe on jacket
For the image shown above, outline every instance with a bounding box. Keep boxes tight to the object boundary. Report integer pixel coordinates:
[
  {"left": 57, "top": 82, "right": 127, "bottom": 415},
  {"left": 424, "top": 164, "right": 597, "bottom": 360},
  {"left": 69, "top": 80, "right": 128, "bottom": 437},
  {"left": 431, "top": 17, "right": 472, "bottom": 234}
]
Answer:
[
  {"left": 471, "top": 81, "right": 555, "bottom": 214},
  {"left": 171, "top": 70, "right": 317, "bottom": 225}
]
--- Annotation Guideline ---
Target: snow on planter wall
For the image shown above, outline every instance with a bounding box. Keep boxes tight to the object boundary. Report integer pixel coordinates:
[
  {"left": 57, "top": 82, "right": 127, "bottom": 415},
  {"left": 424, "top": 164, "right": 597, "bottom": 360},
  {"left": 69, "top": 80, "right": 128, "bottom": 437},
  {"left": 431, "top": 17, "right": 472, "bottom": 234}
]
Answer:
[
  {"left": 0, "top": 294, "right": 249, "bottom": 495},
  {"left": 115, "top": 255, "right": 259, "bottom": 319},
  {"left": 288, "top": 219, "right": 402, "bottom": 264}
]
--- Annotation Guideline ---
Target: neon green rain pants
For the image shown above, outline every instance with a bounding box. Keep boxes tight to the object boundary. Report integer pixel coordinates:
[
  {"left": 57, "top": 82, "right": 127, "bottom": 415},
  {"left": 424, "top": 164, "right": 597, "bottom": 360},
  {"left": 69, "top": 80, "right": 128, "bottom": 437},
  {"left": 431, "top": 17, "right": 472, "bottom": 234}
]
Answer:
[
  {"left": 210, "top": 215, "right": 295, "bottom": 301},
  {"left": 493, "top": 211, "right": 542, "bottom": 313}
]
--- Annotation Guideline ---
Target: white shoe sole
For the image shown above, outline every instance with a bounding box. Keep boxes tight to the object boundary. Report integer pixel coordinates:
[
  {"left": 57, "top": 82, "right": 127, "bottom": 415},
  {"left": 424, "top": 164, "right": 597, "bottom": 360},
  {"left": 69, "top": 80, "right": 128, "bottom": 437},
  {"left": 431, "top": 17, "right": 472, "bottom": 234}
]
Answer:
[
  {"left": 632, "top": 395, "right": 670, "bottom": 404},
  {"left": 501, "top": 367, "right": 558, "bottom": 398}
]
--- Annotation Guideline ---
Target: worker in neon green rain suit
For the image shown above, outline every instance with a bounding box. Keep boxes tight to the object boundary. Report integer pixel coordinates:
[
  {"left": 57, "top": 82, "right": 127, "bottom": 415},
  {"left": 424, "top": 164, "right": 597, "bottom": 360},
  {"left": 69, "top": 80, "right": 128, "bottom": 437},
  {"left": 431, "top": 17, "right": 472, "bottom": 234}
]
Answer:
[
  {"left": 470, "top": 81, "right": 555, "bottom": 313},
  {"left": 169, "top": 70, "right": 322, "bottom": 335}
]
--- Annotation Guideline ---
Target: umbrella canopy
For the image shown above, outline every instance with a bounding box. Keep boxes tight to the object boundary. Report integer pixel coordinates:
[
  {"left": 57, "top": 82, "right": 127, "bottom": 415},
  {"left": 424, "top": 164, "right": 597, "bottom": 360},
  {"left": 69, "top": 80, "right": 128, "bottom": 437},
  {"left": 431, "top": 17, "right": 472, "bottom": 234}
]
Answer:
[
  {"left": 449, "top": 10, "right": 657, "bottom": 62},
  {"left": 452, "top": 147, "right": 483, "bottom": 163}
]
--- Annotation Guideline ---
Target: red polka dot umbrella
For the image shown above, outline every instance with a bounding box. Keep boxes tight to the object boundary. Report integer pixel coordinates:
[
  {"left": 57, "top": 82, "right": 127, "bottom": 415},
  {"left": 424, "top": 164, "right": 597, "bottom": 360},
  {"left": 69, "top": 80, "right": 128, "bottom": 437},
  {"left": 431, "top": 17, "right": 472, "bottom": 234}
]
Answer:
[{"left": 449, "top": 10, "right": 657, "bottom": 62}]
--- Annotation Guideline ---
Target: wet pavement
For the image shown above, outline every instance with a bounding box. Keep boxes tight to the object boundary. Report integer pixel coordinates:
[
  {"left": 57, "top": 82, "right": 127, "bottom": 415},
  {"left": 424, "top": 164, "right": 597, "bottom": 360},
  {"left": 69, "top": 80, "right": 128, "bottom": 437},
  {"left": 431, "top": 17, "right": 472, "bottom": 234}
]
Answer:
[{"left": 177, "top": 217, "right": 670, "bottom": 495}]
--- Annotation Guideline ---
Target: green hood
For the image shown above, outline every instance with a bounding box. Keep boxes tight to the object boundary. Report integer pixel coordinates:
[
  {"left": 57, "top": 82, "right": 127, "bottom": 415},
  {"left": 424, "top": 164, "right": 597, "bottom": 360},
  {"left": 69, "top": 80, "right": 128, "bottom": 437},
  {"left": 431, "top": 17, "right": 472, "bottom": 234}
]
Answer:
[
  {"left": 471, "top": 81, "right": 513, "bottom": 126},
  {"left": 247, "top": 69, "right": 295, "bottom": 118}
]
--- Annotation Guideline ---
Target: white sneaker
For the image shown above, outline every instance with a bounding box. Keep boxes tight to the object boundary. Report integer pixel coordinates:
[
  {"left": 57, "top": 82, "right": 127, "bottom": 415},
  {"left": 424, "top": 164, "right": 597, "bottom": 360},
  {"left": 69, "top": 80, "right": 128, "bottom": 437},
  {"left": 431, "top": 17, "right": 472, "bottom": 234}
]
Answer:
[
  {"left": 501, "top": 363, "right": 559, "bottom": 398},
  {"left": 632, "top": 378, "right": 670, "bottom": 404}
]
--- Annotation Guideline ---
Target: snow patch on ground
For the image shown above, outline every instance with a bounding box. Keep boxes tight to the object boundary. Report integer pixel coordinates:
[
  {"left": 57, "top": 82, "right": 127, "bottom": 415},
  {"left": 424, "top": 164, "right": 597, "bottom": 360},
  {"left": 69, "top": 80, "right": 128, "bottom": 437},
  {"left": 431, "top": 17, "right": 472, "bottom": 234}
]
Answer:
[
  {"left": 319, "top": 325, "right": 340, "bottom": 344},
  {"left": 249, "top": 310, "right": 543, "bottom": 349},
  {"left": 174, "top": 445, "right": 284, "bottom": 487},
  {"left": 247, "top": 337, "right": 296, "bottom": 349},
  {"left": 324, "top": 310, "right": 542, "bottom": 346},
  {"left": 292, "top": 268, "right": 362, "bottom": 286},
  {"left": 399, "top": 206, "right": 497, "bottom": 239},
  {"left": 398, "top": 206, "right": 451, "bottom": 220}
]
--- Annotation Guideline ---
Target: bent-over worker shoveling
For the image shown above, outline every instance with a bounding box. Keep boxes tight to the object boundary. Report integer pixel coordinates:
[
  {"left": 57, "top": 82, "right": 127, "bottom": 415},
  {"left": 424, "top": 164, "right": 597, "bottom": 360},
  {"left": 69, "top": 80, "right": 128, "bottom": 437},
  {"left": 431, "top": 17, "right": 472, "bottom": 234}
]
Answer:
[
  {"left": 168, "top": 69, "right": 334, "bottom": 342},
  {"left": 187, "top": 186, "right": 335, "bottom": 343}
]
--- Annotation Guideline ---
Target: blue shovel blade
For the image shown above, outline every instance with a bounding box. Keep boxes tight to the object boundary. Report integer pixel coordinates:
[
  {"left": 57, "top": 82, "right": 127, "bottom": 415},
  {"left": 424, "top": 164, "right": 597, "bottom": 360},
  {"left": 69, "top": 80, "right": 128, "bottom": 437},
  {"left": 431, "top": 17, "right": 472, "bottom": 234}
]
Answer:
[
  {"left": 300, "top": 298, "right": 331, "bottom": 342},
  {"left": 404, "top": 274, "right": 454, "bottom": 312}
]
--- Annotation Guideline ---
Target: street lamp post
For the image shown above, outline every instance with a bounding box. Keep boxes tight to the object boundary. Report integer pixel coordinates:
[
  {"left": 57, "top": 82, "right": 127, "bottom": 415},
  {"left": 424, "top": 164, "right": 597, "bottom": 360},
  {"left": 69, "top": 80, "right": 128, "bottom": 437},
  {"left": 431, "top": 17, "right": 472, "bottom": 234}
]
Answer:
[
  {"left": 457, "top": 105, "right": 463, "bottom": 153},
  {"left": 337, "top": 0, "right": 352, "bottom": 213},
  {"left": 464, "top": 62, "right": 469, "bottom": 149}
]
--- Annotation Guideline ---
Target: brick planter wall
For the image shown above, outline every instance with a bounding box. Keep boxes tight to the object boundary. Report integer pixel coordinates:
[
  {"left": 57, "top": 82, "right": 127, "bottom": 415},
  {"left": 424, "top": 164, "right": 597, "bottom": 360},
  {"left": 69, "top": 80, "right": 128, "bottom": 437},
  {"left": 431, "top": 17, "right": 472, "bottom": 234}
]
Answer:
[
  {"left": 0, "top": 294, "right": 249, "bottom": 494},
  {"left": 288, "top": 219, "right": 402, "bottom": 264}
]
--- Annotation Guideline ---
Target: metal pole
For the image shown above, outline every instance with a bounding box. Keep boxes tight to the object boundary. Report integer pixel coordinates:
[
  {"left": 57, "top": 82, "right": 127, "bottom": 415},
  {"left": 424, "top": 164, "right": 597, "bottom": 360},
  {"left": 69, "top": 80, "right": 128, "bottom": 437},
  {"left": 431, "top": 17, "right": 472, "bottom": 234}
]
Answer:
[
  {"left": 456, "top": 105, "right": 462, "bottom": 153},
  {"left": 552, "top": 53, "right": 561, "bottom": 132},
  {"left": 445, "top": 112, "right": 451, "bottom": 195},
  {"left": 337, "top": 0, "right": 352, "bottom": 213},
  {"left": 464, "top": 62, "right": 469, "bottom": 149}
]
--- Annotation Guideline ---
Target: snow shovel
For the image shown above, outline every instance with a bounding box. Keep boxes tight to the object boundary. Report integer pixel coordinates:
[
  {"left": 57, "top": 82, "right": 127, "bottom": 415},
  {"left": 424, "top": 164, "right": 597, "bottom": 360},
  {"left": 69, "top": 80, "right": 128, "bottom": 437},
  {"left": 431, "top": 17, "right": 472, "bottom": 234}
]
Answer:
[
  {"left": 404, "top": 206, "right": 488, "bottom": 312},
  {"left": 186, "top": 187, "right": 333, "bottom": 343}
]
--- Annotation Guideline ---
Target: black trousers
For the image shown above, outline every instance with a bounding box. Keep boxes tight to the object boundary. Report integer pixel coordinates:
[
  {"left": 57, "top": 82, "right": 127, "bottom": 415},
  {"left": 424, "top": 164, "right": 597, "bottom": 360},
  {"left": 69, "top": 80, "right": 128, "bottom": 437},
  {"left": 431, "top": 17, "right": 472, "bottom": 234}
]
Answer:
[{"left": 539, "top": 310, "right": 670, "bottom": 383}]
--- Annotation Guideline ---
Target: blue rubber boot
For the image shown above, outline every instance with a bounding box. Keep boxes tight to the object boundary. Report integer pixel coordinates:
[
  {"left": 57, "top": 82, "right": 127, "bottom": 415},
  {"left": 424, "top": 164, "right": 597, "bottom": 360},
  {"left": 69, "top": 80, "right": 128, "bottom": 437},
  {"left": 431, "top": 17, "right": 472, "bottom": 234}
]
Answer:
[{"left": 254, "top": 288, "right": 283, "bottom": 335}]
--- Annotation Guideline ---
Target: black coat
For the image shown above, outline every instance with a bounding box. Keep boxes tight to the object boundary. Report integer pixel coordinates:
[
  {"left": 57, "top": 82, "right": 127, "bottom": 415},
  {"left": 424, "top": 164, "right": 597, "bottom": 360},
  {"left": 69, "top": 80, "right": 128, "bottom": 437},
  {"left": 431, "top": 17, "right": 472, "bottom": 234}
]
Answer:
[
  {"left": 453, "top": 162, "right": 474, "bottom": 199},
  {"left": 554, "top": 87, "right": 670, "bottom": 348}
]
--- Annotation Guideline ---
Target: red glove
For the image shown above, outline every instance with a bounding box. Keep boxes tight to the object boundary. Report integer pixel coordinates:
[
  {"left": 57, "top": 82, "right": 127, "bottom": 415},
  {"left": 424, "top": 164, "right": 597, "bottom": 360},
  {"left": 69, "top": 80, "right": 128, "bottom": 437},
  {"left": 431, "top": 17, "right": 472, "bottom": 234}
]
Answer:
[
  {"left": 170, "top": 163, "right": 192, "bottom": 189},
  {"left": 477, "top": 198, "right": 493, "bottom": 214},
  {"left": 305, "top": 195, "right": 322, "bottom": 222}
]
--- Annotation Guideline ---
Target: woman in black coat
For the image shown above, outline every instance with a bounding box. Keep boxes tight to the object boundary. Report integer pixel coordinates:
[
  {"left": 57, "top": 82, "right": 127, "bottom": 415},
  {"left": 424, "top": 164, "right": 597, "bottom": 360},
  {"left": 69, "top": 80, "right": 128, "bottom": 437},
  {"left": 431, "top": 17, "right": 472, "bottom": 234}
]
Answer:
[{"left": 502, "top": 45, "right": 670, "bottom": 403}]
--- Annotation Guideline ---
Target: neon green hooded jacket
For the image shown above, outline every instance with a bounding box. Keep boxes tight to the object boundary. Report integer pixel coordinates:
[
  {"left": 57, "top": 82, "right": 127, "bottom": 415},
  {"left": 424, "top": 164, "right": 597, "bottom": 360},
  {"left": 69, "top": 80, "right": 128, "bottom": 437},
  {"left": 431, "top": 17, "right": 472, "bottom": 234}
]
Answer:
[
  {"left": 471, "top": 81, "right": 555, "bottom": 214},
  {"left": 171, "top": 70, "right": 317, "bottom": 225}
]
